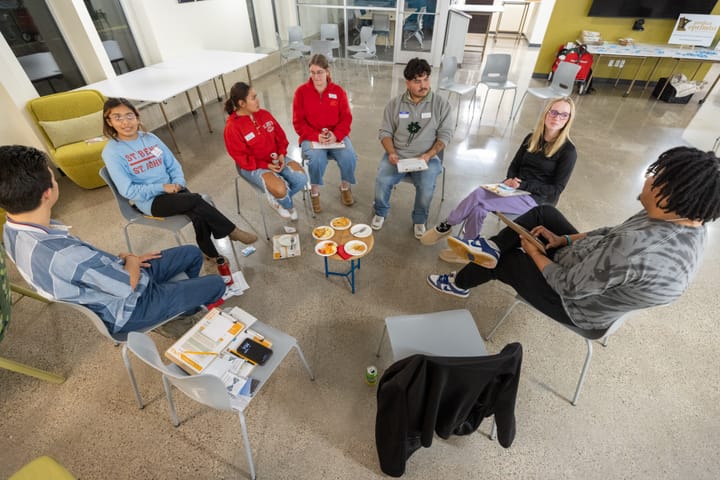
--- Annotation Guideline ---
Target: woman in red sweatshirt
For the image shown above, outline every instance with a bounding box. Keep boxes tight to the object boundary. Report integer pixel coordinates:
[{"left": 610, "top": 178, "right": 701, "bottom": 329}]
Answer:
[
  {"left": 292, "top": 54, "right": 357, "bottom": 214},
  {"left": 224, "top": 82, "right": 307, "bottom": 220}
]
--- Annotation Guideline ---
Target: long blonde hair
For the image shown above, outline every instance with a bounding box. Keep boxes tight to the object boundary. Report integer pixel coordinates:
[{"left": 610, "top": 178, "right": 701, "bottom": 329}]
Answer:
[{"left": 526, "top": 97, "right": 575, "bottom": 157}]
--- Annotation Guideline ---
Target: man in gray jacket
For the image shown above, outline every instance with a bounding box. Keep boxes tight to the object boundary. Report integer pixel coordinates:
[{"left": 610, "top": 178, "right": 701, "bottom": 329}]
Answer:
[
  {"left": 372, "top": 58, "right": 454, "bottom": 239},
  {"left": 428, "top": 146, "right": 720, "bottom": 331}
]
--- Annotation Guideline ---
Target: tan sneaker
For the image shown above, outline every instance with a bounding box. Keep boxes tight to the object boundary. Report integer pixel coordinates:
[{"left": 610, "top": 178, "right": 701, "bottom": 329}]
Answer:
[
  {"left": 311, "top": 193, "right": 322, "bottom": 214},
  {"left": 438, "top": 248, "right": 469, "bottom": 265},
  {"left": 340, "top": 186, "right": 355, "bottom": 206},
  {"left": 229, "top": 228, "right": 257, "bottom": 244}
]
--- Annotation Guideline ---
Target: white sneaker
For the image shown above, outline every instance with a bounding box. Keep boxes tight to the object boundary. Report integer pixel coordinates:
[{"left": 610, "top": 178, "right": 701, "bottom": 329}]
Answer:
[
  {"left": 414, "top": 224, "right": 426, "bottom": 239},
  {"left": 289, "top": 208, "right": 298, "bottom": 221},
  {"left": 267, "top": 194, "right": 291, "bottom": 219},
  {"left": 371, "top": 215, "right": 385, "bottom": 230}
]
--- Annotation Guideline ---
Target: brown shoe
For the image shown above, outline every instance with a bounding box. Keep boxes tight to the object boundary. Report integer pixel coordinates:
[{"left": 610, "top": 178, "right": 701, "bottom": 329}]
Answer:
[
  {"left": 340, "top": 187, "right": 355, "bottom": 206},
  {"left": 229, "top": 228, "right": 257, "bottom": 244},
  {"left": 311, "top": 193, "right": 322, "bottom": 214}
]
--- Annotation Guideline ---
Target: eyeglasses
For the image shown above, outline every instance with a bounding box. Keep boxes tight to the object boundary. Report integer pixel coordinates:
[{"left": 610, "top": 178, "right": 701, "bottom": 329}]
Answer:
[
  {"left": 547, "top": 110, "right": 570, "bottom": 119},
  {"left": 109, "top": 113, "right": 137, "bottom": 122},
  {"left": 309, "top": 70, "right": 327, "bottom": 77}
]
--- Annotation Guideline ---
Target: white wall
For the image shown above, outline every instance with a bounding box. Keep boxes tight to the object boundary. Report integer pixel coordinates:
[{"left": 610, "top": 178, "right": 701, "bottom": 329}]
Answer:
[
  {"left": 121, "top": 0, "right": 254, "bottom": 63},
  {"left": 527, "top": 0, "right": 555, "bottom": 46}
]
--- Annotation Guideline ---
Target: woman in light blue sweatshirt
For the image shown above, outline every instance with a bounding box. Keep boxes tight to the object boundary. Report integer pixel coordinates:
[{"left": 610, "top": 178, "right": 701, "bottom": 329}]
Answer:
[{"left": 101, "top": 98, "right": 256, "bottom": 258}]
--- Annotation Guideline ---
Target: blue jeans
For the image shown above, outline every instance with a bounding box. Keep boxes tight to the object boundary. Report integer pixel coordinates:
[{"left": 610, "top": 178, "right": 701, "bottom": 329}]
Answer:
[
  {"left": 238, "top": 162, "right": 307, "bottom": 209},
  {"left": 122, "top": 245, "right": 226, "bottom": 333},
  {"left": 301, "top": 138, "right": 357, "bottom": 186},
  {"left": 373, "top": 153, "right": 442, "bottom": 225}
]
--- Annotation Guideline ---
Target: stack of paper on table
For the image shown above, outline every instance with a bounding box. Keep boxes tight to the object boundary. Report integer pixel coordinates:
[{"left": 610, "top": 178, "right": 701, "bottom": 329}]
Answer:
[
  {"left": 165, "top": 307, "right": 267, "bottom": 399},
  {"left": 311, "top": 141, "right": 346, "bottom": 149},
  {"left": 396, "top": 157, "right": 428, "bottom": 173}
]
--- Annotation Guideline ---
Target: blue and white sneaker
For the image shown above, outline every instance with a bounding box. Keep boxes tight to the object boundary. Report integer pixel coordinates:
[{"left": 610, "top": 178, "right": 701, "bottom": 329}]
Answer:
[
  {"left": 427, "top": 272, "right": 470, "bottom": 298},
  {"left": 447, "top": 236, "right": 500, "bottom": 268}
]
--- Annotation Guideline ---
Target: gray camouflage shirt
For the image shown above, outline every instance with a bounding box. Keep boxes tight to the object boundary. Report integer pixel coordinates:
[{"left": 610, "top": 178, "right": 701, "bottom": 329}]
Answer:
[{"left": 543, "top": 211, "right": 706, "bottom": 329}]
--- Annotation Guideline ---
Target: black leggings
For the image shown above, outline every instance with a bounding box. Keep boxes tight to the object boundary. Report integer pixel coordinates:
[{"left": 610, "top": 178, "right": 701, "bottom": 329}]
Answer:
[
  {"left": 151, "top": 191, "right": 235, "bottom": 258},
  {"left": 454, "top": 205, "right": 579, "bottom": 325}
]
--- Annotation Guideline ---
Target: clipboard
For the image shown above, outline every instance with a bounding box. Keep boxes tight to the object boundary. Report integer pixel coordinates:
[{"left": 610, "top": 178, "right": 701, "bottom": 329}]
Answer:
[{"left": 495, "top": 211, "right": 546, "bottom": 254}]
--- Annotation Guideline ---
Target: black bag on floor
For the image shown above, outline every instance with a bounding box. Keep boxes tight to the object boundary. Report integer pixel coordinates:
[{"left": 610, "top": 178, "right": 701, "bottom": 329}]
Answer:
[{"left": 652, "top": 77, "right": 693, "bottom": 104}]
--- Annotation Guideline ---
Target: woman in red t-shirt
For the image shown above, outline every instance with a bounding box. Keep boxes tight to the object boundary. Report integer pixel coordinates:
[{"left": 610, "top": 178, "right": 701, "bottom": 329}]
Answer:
[{"left": 224, "top": 82, "right": 307, "bottom": 220}]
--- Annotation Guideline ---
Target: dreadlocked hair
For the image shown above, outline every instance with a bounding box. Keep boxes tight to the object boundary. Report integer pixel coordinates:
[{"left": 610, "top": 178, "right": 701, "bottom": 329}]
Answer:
[{"left": 646, "top": 146, "right": 720, "bottom": 222}]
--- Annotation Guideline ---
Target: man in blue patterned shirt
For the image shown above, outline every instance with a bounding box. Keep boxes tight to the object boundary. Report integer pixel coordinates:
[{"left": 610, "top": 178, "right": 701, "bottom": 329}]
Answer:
[{"left": 0, "top": 145, "right": 225, "bottom": 335}]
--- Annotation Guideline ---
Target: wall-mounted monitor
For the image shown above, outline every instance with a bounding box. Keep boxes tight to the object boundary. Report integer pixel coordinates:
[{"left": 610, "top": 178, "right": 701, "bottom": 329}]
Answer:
[{"left": 587, "top": 0, "right": 716, "bottom": 19}]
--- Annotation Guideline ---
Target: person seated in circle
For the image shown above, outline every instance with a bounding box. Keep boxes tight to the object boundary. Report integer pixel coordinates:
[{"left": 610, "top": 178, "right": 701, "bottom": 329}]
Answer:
[
  {"left": 421, "top": 97, "right": 577, "bottom": 264},
  {"left": 293, "top": 54, "right": 358, "bottom": 214},
  {"left": 101, "top": 98, "right": 257, "bottom": 261},
  {"left": 224, "top": 82, "right": 307, "bottom": 220}
]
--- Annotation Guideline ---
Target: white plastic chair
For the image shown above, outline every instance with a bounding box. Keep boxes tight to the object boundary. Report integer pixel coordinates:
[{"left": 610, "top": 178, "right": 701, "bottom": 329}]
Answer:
[
  {"left": 348, "top": 31, "right": 378, "bottom": 78},
  {"left": 311, "top": 39, "right": 335, "bottom": 65},
  {"left": 486, "top": 293, "right": 629, "bottom": 405},
  {"left": 437, "top": 55, "right": 479, "bottom": 128},
  {"left": 477, "top": 53, "right": 518, "bottom": 124},
  {"left": 320, "top": 23, "right": 341, "bottom": 58},
  {"left": 376, "top": 309, "right": 498, "bottom": 440},
  {"left": 100, "top": 167, "right": 192, "bottom": 253},
  {"left": 275, "top": 32, "right": 304, "bottom": 74},
  {"left": 372, "top": 13, "right": 391, "bottom": 50},
  {"left": 126, "top": 326, "right": 315, "bottom": 480},
  {"left": 288, "top": 26, "right": 311, "bottom": 54},
  {"left": 513, "top": 61, "right": 580, "bottom": 120}
]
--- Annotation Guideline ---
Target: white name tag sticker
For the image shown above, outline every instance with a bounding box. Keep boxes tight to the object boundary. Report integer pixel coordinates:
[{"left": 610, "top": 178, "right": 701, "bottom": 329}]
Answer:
[
  {"left": 399, "top": 111, "right": 410, "bottom": 119},
  {"left": 244, "top": 132, "right": 256, "bottom": 141},
  {"left": 150, "top": 146, "right": 163, "bottom": 157},
  {"left": 328, "top": 93, "right": 337, "bottom": 99},
  {"left": 421, "top": 112, "right": 432, "bottom": 119}
]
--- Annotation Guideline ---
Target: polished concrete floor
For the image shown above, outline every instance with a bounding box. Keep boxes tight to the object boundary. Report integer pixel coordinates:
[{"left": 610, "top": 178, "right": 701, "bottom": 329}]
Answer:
[{"left": 2, "top": 41, "right": 719, "bottom": 479}]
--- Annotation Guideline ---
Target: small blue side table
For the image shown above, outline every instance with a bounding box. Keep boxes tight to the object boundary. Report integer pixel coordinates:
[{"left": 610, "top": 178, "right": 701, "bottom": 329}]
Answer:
[{"left": 316, "top": 226, "right": 374, "bottom": 294}]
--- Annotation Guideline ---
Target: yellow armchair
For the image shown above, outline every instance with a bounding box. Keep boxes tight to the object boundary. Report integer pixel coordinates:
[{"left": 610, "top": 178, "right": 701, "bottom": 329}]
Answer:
[{"left": 26, "top": 90, "right": 108, "bottom": 189}]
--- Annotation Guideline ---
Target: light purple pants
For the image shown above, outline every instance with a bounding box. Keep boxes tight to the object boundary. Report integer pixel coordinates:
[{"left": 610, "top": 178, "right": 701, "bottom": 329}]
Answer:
[{"left": 446, "top": 187, "right": 537, "bottom": 240}]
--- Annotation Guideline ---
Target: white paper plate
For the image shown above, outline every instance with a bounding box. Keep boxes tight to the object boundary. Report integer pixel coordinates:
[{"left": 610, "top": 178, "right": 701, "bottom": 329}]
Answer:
[
  {"left": 312, "top": 225, "right": 334, "bottom": 240},
  {"left": 330, "top": 216, "right": 352, "bottom": 230},
  {"left": 344, "top": 240, "right": 368, "bottom": 256},
  {"left": 350, "top": 223, "right": 372, "bottom": 238},
  {"left": 278, "top": 234, "right": 293, "bottom": 247},
  {"left": 315, "top": 240, "right": 338, "bottom": 257}
]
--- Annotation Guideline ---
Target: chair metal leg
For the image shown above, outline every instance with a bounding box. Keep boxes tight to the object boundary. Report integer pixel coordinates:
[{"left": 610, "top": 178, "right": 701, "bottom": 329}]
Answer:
[
  {"left": 163, "top": 376, "right": 181, "bottom": 427},
  {"left": 490, "top": 417, "right": 497, "bottom": 440},
  {"left": 485, "top": 299, "right": 521, "bottom": 340},
  {"left": 512, "top": 91, "right": 528, "bottom": 120},
  {"left": 292, "top": 343, "right": 316, "bottom": 380},
  {"left": 0, "top": 356, "right": 65, "bottom": 384},
  {"left": 124, "top": 225, "right": 134, "bottom": 253},
  {"left": 441, "top": 166, "right": 446, "bottom": 202},
  {"left": 238, "top": 410, "right": 257, "bottom": 480},
  {"left": 572, "top": 338, "right": 593, "bottom": 406},
  {"left": 255, "top": 191, "right": 270, "bottom": 241},
  {"left": 375, "top": 324, "right": 387, "bottom": 357},
  {"left": 122, "top": 344, "right": 145, "bottom": 409},
  {"left": 10, "top": 283, "right": 51, "bottom": 303}
]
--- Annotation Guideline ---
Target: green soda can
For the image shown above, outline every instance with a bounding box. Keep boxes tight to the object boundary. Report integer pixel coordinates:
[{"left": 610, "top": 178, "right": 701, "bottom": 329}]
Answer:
[{"left": 366, "top": 366, "right": 378, "bottom": 385}]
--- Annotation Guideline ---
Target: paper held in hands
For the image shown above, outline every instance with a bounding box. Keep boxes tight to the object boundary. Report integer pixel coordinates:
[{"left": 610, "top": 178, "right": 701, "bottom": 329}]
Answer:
[
  {"left": 495, "top": 212, "right": 546, "bottom": 254},
  {"left": 396, "top": 157, "right": 428, "bottom": 173},
  {"left": 481, "top": 183, "right": 531, "bottom": 197},
  {"left": 311, "top": 141, "right": 346, "bottom": 149}
]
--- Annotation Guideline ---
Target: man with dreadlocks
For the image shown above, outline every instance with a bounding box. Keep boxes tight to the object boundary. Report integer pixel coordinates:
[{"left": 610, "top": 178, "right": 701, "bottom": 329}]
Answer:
[{"left": 427, "top": 146, "right": 720, "bottom": 331}]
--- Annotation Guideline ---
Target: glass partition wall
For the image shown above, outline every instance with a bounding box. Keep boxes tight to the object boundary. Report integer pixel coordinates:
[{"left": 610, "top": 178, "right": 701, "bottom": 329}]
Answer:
[{"left": 293, "top": 0, "right": 442, "bottom": 64}]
